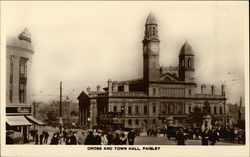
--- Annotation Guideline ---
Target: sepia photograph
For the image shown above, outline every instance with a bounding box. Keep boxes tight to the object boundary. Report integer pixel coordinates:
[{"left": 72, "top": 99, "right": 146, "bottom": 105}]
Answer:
[{"left": 0, "top": 1, "right": 249, "bottom": 157}]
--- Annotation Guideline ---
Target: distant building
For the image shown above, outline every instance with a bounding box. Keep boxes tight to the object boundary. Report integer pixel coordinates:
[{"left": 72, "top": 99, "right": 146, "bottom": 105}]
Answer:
[
  {"left": 6, "top": 28, "right": 43, "bottom": 142},
  {"left": 78, "top": 13, "right": 227, "bottom": 130},
  {"left": 226, "top": 97, "right": 245, "bottom": 128}
]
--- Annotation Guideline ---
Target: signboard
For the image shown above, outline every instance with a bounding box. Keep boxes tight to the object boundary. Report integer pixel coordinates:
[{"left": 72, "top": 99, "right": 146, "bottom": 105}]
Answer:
[{"left": 6, "top": 106, "right": 31, "bottom": 114}]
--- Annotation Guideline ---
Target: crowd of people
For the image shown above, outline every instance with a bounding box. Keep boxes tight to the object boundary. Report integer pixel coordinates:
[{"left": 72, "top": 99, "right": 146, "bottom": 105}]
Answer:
[
  {"left": 84, "top": 129, "right": 136, "bottom": 145},
  {"left": 6, "top": 125, "right": 245, "bottom": 145},
  {"left": 30, "top": 129, "right": 50, "bottom": 145}
]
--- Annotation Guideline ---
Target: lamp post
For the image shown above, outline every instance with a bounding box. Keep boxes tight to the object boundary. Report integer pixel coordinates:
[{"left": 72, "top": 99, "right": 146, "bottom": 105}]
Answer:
[{"left": 65, "top": 96, "right": 70, "bottom": 127}]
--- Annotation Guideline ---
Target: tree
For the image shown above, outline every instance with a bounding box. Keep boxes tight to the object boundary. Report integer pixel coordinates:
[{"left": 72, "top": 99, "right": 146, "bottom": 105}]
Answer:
[
  {"left": 46, "top": 110, "right": 57, "bottom": 125},
  {"left": 188, "top": 106, "right": 204, "bottom": 127}
]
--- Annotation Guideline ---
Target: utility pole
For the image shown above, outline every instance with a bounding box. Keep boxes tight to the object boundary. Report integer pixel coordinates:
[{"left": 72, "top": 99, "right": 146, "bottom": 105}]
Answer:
[
  {"left": 33, "top": 100, "right": 36, "bottom": 118},
  {"left": 59, "top": 81, "right": 63, "bottom": 126}
]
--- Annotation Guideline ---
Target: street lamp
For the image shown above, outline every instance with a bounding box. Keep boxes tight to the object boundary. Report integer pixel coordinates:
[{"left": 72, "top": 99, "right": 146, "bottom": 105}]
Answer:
[{"left": 65, "top": 96, "right": 70, "bottom": 127}]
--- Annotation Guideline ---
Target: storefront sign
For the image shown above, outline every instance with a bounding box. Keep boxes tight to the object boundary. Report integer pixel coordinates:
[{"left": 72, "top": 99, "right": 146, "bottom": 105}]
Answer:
[{"left": 6, "top": 107, "right": 31, "bottom": 114}]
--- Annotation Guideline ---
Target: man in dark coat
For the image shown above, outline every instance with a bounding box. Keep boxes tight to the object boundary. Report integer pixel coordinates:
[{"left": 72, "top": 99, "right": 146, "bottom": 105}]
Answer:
[
  {"left": 107, "top": 131, "right": 114, "bottom": 145},
  {"left": 175, "top": 129, "right": 186, "bottom": 145},
  {"left": 50, "top": 133, "right": 59, "bottom": 145},
  {"left": 127, "top": 130, "right": 136, "bottom": 145},
  {"left": 6, "top": 131, "right": 14, "bottom": 144},
  {"left": 39, "top": 132, "right": 44, "bottom": 145},
  {"left": 43, "top": 131, "right": 49, "bottom": 144},
  {"left": 69, "top": 132, "right": 77, "bottom": 145},
  {"left": 113, "top": 133, "right": 121, "bottom": 145},
  {"left": 35, "top": 130, "right": 39, "bottom": 145},
  {"left": 84, "top": 131, "right": 96, "bottom": 145},
  {"left": 201, "top": 129, "right": 210, "bottom": 145},
  {"left": 95, "top": 132, "right": 102, "bottom": 145},
  {"left": 209, "top": 128, "right": 219, "bottom": 145}
]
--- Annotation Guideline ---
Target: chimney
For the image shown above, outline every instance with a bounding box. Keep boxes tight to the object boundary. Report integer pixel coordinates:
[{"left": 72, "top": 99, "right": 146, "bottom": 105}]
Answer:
[
  {"left": 112, "top": 81, "right": 118, "bottom": 92},
  {"left": 221, "top": 84, "right": 225, "bottom": 96},
  {"left": 97, "top": 85, "right": 101, "bottom": 92},
  {"left": 108, "top": 79, "right": 112, "bottom": 92},
  {"left": 87, "top": 87, "right": 91, "bottom": 92},
  {"left": 211, "top": 85, "right": 215, "bottom": 94},
  {"left": 124, "top": 82, "right": 129, "bottom": 92},
  {"left": 201, "top": 84, "right": 206, "bottom": 94}
]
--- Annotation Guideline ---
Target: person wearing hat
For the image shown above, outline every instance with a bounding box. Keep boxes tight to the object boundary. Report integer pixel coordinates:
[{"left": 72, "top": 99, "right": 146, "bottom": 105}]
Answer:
[
  {"left": 127, "top": 129, "right": 136, "bottom": 145},
  {"left": 6, "top": 131, "right": 14, "bottom": 144},
  {"left": 84, "top": 130, "right": 95, "bottom": 145},
  {"left": 175, "top": 128, "right": 186, "bottom": 145},
  {"left": 69, "top": 131, "right": 77, "bottom": 145}
]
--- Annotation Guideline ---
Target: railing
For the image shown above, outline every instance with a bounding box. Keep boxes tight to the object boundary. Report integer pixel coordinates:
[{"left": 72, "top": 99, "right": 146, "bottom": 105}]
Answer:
[
  {"left": 195, "top": 94, "right": 225, "bottom": 99},
  {"left": 98, "top": 92, "right": 146, "bottom": 97}
]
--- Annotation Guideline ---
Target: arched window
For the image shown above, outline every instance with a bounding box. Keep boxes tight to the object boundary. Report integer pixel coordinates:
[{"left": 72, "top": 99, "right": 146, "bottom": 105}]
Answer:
[
  {"left": 182, "top": 59, "right": 185, "bottom": 67},
  {"left": 188, "top": 58, "right": 191, "bottom": 67}
]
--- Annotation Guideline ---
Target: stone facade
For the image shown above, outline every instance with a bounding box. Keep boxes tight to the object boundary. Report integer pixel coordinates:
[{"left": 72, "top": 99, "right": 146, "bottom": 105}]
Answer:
[
  {"left": 6, "top": 28, "right": 34, "bottom": 115},
  {"left": 78, "top": 13, "right": 226, "bottom": 129}
]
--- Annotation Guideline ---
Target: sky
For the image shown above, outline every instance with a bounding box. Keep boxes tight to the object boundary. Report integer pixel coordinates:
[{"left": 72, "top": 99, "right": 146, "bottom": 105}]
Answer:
[{"left": 2, "top": 1, "right": 248, "bottom": 104}]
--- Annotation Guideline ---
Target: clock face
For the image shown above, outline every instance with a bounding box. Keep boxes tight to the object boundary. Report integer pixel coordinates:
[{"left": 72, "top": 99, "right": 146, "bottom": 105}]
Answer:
[{"left": 150, "top": 44, "right": 159, "bottom": 52}]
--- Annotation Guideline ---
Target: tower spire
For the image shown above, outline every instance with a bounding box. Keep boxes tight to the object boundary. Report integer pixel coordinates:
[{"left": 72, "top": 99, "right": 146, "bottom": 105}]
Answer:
[{"left": 143, "top": 13, "right": 159, "bottom": 42}]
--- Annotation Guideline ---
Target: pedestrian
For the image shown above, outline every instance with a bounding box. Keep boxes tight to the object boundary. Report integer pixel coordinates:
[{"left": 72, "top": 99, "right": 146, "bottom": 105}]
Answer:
[
  {"left": 50, "top": 133, "right": 59, "bottom": 145},
  {"left": 39, "top": 132, "right": 44, "bottom": 145},
  {"left": 101, "top": 133, "right": 108, "bottom": 145},
  {"left": 59, "top": 124, "right": 62, "bottom": 134},
  {"left": 30, "top": 129, "right": 35, "bottom": 141},
  {"left": 95, "top": 132, "right": 102, "bottom": 145},
  {"left": 120, "top": 133, "right": 127, "bottom": 145},
  {"left": 175, "top": 129, "right": 186, "bottom": 145},
  {"left": 84, "top": 130, "right": 96, "bottom": 145},
  {"left": 107, "top": 131, "right": 114, "bottom": 145},
  {"left": 6, "top": 131, "right": 14, "bottom": 144},
  {"left": 127, "top": 129, "right": 136, "bottom": 145},
  {"left": 113, "top": 133, "right": 120, "bottom": 145},
  {"left": 69, "top": 132, "right": 77, "bottom": 145},
  {"left": 35, "top": 130, "right": 39, "bottom": 145},
  {"left": 23, "top": 131, "right": 29, "bottom": 143},
  {"left": 43, "top": 131, "right": 49, "bottom": 144},
  {"left": 201, "top": 129, "right": 210, "bottom": 145},
  {"left": 63, "top": 129, "right": 67, "bottom": 142},
  {"left": 209, "top": 127, "right": 219, "bottom": 145},
  {"left": 78, "top": 131, "right": 86, "bottom": 145}
]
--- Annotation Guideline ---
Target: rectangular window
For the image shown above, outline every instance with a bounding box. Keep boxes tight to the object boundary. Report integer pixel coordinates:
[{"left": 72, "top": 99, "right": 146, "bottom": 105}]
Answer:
[
  {"left": 144, "top": 106, "right": 148, "bottom": 114},
  {"left": 10, "top": 55, "right": 14, "bottom": 83},
  {"left": 219, "top": 107, "right": 223, "bottom": 114},
  {"left": 153, "top": 105, "right": 156, "bottom": 113},
  {"left": 135, "top": 119, "right": 139, "bottom": 125},
  {"left": 189, "top": 89, "right": 192, "bottom": 96},
  {"left": 214, "top": 107, "right": 217, "bottom": 114},
  {"left": 19, "top": 57, "right": 28, "bottom": 78},
  {"left": 153, "top": 88, "right": 156, "bottom": 95},
  {"left": 128, "top": 106, "right": 132, "bottom": 114},
  {"left": 135, "top": 106, "right": 139, "bottom": 115},
  {"left": 128, "top": 119, "right": 132, "bottom": 125},
  {"left": 144, "top": 119, "right": 147, "bottom": 124},
  {"left": 113, "top": 106, "right": 117, "bottom": 112},
  {"left": 189, "top": 106, "right": 192, "bottom": 113},
  {"left": 19, "top": 82, "right": 26, "bottom": 103}
]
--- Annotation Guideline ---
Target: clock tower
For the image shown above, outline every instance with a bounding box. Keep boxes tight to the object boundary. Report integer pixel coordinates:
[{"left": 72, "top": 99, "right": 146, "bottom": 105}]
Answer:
[{"left": 143, "top": 13, "right": 160, "bottom": 82}]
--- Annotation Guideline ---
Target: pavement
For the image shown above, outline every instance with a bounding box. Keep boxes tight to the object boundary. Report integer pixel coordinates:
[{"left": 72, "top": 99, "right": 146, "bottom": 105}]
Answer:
[{"left": 24, "top": 129, "right": 244, "bottom": 145}]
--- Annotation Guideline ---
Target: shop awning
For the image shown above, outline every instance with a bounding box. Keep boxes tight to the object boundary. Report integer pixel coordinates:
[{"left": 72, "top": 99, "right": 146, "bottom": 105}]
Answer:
[
  {"left": 25, "top": 116, "right": 46, "bottom": 126},
  {"left": 6, "top": 116, "right": 32, "bottom": 126}
]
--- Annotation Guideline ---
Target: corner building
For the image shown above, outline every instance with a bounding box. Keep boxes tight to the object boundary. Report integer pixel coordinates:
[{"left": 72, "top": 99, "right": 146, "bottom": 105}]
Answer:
[
  {"left": 6, "top": 28, "right": 35, "bottom": 140},
  {"left": 78, "top": 13, "right": 226, "bottom": 129}
]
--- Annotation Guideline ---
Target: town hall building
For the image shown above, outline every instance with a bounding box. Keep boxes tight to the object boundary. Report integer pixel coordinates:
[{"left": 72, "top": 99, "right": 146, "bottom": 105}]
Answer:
[{"left": 78, "top": 13, "right": 227, "bottom": 130}]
